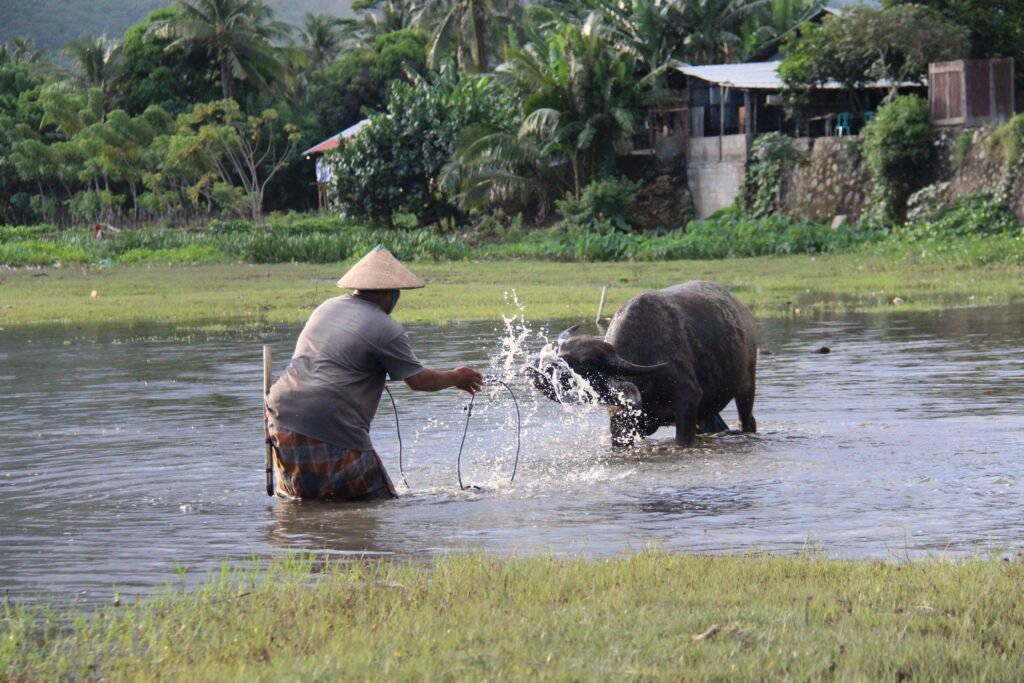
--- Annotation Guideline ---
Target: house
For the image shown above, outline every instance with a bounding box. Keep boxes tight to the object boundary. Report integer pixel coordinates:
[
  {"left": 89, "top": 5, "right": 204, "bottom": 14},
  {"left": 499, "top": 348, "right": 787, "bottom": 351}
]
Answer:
[
  {"left": 676, "top": 60, "right": 921, "bottom": 217},
  {"left": 301, "top": 119, "right": 371, "bottom": 209},
  {"left": 622, "top": 1, "right": 896, "bottom": 216}
]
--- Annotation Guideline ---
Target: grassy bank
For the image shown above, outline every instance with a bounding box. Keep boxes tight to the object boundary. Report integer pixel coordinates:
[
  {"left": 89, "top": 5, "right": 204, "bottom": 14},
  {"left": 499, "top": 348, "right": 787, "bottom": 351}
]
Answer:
[
  {"left": 3, "top": 552, "right": 1022, "bottom": 681},
  {"left": 0, "top": 211, "right": 881, "bottom": 266},
  {"left": 1, "top": 251, "right": 1022, "bottom": 328},
  {"left": 4, "top": 198, "right": 1023, "bottom": 269}
]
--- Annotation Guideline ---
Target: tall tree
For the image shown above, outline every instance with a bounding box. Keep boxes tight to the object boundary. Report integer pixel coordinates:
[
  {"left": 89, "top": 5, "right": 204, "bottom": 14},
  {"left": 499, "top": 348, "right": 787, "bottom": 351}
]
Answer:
[
  {"left": 596, "top": 0, "right": 687, "bottom": 77},
  {"left": 414, "top": 0, "right": 519, "bottom": 72},
  {"left": 346, "top": 0, "right": 420, "bottom": 49},
  {"left": 149, "top": 0, "right": 293, "bottom": 100},
  {"left": 300, "top": 13, "right": 346, "bottom": 69},
  {"left": 0, "top": 37, "right": 46, "bottom": 66},
  {"left": 304, "top": 28, "right": 427, "bottom": 139},
  {"left": 175, "top": 99, "right": 300, "bottom": 221},
  {"left": 61, "top": 33, "right": 122, "bottom": 106},
  {"left": 500, "top": 13, "right": 665, "bottom": 196},
  {"left": 116, "top": 7, "right": 220, "bottom": 116},
  {"left": 885, "top": 0, "right": 1024, "bottom": 101},
  {"left": 780, "top": 5, "right": 968, "bottom": 105},
  {"left": 676, "top": 0, "right": 762, "bottom": 64},
  {"left": 740, "top": 0, "right": 822, "bottom": 60}
]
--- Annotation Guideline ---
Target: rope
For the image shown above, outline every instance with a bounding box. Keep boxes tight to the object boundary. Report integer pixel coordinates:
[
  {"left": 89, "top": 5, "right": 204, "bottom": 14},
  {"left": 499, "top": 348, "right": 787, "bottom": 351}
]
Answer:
[
  {"left": 382, "top": 384, "right": 408, "bottom": 489},
  {"left": 386, "top": 378, "right": 521, "bottom": 492},
  {"left": 457, "top": 379, "right": 521, "bottom": 491}
]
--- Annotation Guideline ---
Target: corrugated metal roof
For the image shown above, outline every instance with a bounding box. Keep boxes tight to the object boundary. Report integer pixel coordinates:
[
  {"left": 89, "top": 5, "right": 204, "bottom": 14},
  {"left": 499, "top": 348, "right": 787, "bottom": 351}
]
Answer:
[
  {"left": 340, "top": 118, "right": 370, "bottom": 140},
  {"left": 302, "top": 134, "right": 340, "bottom": 156},
  {"left": 674, "top": 61, "right": 788, "bottom": 90},
  {"left": 301, "top": 119, "right": 371, "bottom": 156},
  {"left": 674, "top": 60, "right": 920, "bottom": 90}
]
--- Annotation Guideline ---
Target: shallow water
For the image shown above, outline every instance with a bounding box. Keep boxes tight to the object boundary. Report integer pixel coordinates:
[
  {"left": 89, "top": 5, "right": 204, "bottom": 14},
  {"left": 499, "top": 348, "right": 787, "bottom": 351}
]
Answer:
[{"left": 1, "top": 304, "right": 1023, "bottom": 602}]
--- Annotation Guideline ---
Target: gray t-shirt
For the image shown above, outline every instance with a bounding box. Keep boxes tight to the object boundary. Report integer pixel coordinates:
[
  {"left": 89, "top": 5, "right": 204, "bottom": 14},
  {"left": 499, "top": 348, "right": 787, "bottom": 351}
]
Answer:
[{"left": 266, "top": 295, "right": 424, "bottom": 451}]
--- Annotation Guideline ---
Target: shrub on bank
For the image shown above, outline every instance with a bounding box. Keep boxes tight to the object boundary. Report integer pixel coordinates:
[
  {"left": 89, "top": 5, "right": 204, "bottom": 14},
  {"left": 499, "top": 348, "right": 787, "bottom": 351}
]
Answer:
[
  {"left": 876, "top": 193, "right": 1024, "bottom": 264},
  {"left": 861, "top": 95, "right": 933, "bottom": 222},
  {"left": 473, "top": 209, "right": 874, "bottom": 262},
  {"left": 904, "top": 193, "right": 1022, "bottom": 239},
  {"left": 2, "top": 204, "right": 1021, "bottom": 267},
  {"left": 0, "top": 240, "right": 92, "bottom": 266}
]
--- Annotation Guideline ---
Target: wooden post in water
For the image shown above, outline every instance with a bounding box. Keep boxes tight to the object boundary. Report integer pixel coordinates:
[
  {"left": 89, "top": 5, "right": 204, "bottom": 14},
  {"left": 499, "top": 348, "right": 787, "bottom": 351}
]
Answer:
[
  {"left": 596, "top": 284, "right": 609, "bottom": 325},
  {"left": 263, "top": 344, "right": 274, "bottom": 497}
]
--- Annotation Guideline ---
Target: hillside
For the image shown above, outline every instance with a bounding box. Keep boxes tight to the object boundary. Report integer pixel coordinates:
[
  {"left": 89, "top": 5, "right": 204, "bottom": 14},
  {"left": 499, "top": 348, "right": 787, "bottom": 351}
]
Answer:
[{"left": 0, "top": 0, "right": 356, "bottom": 55}]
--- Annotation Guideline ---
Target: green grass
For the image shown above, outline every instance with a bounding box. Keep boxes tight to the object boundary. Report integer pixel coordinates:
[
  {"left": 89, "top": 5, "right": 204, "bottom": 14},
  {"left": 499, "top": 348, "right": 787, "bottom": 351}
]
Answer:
[
  {"left": 0, "top": 207, "right": 965, "bottom": 267},
  {"left": 3, "top": 552, "right": 1022, "bottom": 681},
  {"left": 1, "top": 251, "right": 1022, "bottom": 328}
]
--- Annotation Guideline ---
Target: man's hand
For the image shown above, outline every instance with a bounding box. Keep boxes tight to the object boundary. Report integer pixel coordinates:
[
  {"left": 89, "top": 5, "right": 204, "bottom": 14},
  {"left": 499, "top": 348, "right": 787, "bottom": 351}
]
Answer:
[{"left": 452, "top": 366, "right": 484, "bottom": 395}]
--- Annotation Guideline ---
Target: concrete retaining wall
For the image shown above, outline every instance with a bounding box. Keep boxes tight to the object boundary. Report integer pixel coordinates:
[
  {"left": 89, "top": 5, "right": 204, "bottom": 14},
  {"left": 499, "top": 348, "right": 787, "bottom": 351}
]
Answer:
[{"left": 686, "top": 135, "right": 747, "bottom": 217}]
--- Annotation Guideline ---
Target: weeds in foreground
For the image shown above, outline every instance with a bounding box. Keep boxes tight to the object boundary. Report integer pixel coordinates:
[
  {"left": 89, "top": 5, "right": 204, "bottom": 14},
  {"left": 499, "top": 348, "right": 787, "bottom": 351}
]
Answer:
[{"left": 2, "top": 552, "right": 1022, "bottom": 681}]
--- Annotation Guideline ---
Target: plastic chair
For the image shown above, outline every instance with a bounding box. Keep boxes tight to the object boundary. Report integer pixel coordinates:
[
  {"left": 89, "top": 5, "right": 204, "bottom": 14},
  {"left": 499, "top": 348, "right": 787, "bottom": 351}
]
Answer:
[
  {"left": 835, "top": 111, "right": 853, "bottom": 136},
  {"left": 864, "top": 111, "right": 877, "bottom": 125}
]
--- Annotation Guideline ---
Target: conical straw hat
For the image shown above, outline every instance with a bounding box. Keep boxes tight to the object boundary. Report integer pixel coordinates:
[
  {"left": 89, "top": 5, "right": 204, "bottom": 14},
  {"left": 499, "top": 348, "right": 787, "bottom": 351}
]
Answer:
[{"left": 336, "top": 245, "right": 425, "bottom": 290}]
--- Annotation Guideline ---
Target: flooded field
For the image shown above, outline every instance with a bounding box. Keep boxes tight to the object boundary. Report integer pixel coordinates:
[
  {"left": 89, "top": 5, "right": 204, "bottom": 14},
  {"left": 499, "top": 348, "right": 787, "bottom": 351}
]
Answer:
[{"left": 1, "top": 303, "right": 1023, "bottom": 602}]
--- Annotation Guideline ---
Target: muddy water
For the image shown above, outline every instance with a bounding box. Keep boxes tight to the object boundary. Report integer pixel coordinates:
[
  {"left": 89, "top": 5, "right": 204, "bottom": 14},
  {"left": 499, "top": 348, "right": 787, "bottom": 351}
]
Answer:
[{"left": 1, "top": 305, "right": 1023, "bottom": 601}]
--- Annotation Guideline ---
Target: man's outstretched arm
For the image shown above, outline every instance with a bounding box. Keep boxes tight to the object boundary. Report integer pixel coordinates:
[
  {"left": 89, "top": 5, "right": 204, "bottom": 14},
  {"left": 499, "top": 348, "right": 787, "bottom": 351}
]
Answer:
[{"left": 404, "top": 367, "right": 483, "bottom": 394}]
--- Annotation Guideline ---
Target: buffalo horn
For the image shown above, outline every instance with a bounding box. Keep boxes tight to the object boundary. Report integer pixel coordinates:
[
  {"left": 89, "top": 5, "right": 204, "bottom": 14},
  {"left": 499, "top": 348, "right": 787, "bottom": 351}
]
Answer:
[
  {"left": 608, "top": 356, "right": 667, "bottom": 376},
  {"left": 558, "top": 324, "right": 580, "bottom": 341}
]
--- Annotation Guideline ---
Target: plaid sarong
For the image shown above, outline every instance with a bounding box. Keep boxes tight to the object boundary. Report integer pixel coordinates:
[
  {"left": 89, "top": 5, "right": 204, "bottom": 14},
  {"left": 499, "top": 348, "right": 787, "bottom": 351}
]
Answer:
[{"left": 268, "top": 428, "right": 397, "bottom": 501}]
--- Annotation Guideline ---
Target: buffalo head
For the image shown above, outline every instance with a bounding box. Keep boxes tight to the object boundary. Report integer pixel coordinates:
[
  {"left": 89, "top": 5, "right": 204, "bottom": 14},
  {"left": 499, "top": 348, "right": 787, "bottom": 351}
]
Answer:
[{"left": 523, "top": 325, "right": 665, "bottom": 409}]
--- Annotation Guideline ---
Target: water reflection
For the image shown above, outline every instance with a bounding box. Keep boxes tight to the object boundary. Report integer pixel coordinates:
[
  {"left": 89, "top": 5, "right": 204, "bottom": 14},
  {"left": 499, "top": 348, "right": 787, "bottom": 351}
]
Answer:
[{"left": 1, "top": 304, "right": 1023, "bottom": 600}]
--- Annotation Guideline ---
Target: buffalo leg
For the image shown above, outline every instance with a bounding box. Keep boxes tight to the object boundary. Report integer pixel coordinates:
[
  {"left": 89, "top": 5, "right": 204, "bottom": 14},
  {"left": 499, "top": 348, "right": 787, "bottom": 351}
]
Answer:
[
  {"left": 736, "top": 390, "right": 757, "bottom": 433},
  {"left": 610, "top": 411, "right": 638, "bottom": 448},
  {"left": 699, "top": 413, "right": 728, "bottom": 434},
  {"left": 673, "top": 403, "right": 698, "bottom": 447}
]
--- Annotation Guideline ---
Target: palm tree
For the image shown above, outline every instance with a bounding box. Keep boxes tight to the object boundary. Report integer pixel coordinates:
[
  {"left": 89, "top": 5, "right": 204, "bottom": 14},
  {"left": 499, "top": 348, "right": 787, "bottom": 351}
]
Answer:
[
  {"left": 595, "top": 0, "right": 688, "bottom": 78},
  {"left": 439, "top": 122, "right": 567, "bottom": 217},
  {"left": 300, "top": 13, "right": 346, "bottom": 69},
  {"left": 1, "top": 37, "right": 45, "bottom": 66},
  {"left": 499, "top": 13, "right": 666, "bottom": 197},
  {"left": 414, "top": 0, "right": 519, "bottom": 72},
  {"left": 676, "top": 0, "right": 765, "bottom": 64},
  {"left": 149, "top": 0, "right": 293, "bottom": 100},
  {"left": 739, "top": 0, "right": 822, "bottom": 59},
  {"left": 60, "top": 33, "right": 122, "bottom": 105},
  {"left": 342, "top": 0, "right": 420, "bottom": 52}
]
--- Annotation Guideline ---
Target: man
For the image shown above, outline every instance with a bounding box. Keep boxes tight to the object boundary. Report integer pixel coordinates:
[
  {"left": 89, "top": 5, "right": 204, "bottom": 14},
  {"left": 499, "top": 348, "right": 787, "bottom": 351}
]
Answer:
[{"left": 265, "top": 246, "right": 483, "bottom": 500}]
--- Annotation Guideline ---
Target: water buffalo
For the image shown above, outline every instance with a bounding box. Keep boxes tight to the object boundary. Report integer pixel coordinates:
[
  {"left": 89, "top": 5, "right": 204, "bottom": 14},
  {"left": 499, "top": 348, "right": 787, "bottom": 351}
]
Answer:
[{"left": 524, "top": 280, "right": 757, "bottom": 447}]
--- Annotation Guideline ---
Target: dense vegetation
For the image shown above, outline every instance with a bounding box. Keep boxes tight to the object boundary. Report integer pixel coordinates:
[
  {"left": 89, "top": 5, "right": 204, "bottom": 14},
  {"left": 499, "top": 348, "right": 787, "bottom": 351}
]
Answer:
[{"left": 0, "top": 0, "right": 1020, "bottom": 261}]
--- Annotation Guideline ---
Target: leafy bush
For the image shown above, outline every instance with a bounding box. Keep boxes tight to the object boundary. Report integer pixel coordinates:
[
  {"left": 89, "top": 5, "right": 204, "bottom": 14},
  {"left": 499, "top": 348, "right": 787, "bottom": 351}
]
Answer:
[
  {"left": 554, "top": 177, "right": 642, "bottom": 233},
  {"left": 740, "top": 133, "right": 804, "bottom": 217},
  {"left": 474, "top": 208, "right": 877, "bottom": 262},
  {"left": 987, "top": 114, "right": 1024, "bottom": 166},
  {"left": 862, "top": 96, "right": 933, "bottom": 222},
  {"left": 0, "top": 240, "right": 92, "bottom": 266},
  {"left": 903, "top": 193, "right": 1021, "bottom": 239},
  {"left": 677, "top": 208, "right": 876, "bottom": 258},
  {"left": 0, "top": 224, "right": 63, "bottom": 239},
  {"left": 330, "top": 73, "right": 508, "bottom": 226},
  {"left": 985, "top": 114, "right": 1024, "bottom": 206}
]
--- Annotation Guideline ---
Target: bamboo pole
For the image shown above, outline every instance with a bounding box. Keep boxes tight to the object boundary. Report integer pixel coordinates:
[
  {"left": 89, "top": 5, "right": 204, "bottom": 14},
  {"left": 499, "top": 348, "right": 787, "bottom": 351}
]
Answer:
[
  {"left": 263, "top": 345, "right": 274, "bottom": 497},
  {"left": 596, "top": 284, "right": 609, "bottom": 325}
]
